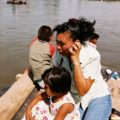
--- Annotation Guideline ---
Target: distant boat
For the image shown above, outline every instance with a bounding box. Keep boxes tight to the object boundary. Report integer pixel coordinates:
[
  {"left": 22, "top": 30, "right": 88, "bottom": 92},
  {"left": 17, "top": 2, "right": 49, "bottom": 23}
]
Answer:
[{"left": 7, "top": 0, "right": 26, "bottom": 4}]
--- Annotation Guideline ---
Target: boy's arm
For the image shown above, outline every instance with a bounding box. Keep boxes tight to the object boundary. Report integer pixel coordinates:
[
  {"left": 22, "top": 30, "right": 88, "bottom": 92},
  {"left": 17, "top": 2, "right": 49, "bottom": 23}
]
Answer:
[
  {"left": 54, "top": 103, "right": 74, "bottom": 120},
  {"left": 25, "top": 92, "right": 47, "bottom": 120}
]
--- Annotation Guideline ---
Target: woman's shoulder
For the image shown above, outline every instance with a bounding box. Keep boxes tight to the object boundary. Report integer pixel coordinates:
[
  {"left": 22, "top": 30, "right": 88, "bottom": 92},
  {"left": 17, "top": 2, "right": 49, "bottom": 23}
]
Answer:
[
  {"left": 80, "top": 44, "right": 100, "bottom": 65},
  {"left": 85, "top": 44, "right": 100, "bottom": 58}
]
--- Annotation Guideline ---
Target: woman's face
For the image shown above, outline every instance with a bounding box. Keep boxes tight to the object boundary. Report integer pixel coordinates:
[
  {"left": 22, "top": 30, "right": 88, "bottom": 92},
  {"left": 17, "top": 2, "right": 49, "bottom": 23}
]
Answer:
[{"left": 56, "top": 32, "right": 74, "bottom": 56}]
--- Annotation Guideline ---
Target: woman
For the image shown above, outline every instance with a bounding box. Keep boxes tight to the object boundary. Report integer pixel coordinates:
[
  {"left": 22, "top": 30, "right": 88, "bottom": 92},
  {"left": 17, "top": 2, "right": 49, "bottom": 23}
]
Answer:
[{"left": 53, "top": 18, "right": 112, "bottom": 120}]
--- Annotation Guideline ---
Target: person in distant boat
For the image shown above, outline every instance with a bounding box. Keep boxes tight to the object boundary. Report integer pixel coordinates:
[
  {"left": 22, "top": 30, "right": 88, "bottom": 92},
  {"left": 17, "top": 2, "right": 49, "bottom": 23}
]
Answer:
[
  {"left": 22, "top": 67, "right": 80, "bottom": 120},
  {"left": 29, "top": 25, "right": 55, "bottom": 83},
  {"left": 88, "top": 32, "right": 99, "bottom": 49}
]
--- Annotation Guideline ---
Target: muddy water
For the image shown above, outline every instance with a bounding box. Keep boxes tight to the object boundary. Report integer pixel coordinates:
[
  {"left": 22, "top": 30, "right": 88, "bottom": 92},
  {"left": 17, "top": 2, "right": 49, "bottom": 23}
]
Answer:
[{"left": 0, "top": 0, "right": 120, "bottom": 86}]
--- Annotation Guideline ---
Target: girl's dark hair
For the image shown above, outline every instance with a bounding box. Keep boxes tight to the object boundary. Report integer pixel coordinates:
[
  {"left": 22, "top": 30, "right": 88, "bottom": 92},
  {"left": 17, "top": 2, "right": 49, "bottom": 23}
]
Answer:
[
  {"left": 41, "top": 67, "right": 71, "bottom": 93},
  {"left": 53, "top": 17, "right": 96, "bottom": 45},
  {"left": 38, "top": 25, "right": 53, "bottom": 42}
]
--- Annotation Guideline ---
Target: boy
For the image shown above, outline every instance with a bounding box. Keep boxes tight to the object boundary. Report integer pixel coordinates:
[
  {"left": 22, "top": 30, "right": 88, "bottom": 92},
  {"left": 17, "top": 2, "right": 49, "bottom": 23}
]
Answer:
[{"left": 29, "top": 25, "right": 55, "bottom": 82}]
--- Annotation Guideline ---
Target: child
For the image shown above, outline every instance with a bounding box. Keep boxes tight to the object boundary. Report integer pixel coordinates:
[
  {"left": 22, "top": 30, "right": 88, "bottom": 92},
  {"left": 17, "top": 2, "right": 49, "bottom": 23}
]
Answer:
[
  {"left": 22, "top": 67, "right": 80, "bottom": 120},
  {"left": 29, "top": 25, "right": 55, "bottom": 81},
  {"left": 88, "top": 32, "right": 99, "bottom": 49}
]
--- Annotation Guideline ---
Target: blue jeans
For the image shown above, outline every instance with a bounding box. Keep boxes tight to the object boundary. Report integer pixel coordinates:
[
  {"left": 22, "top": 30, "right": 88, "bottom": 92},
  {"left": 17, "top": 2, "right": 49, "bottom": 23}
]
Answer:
[{"left": 79, "top": 95, "right": 112, "bottom": 120}]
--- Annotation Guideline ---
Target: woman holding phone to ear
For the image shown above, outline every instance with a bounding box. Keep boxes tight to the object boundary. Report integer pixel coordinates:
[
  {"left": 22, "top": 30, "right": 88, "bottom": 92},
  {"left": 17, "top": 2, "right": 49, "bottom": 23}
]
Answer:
[{"left": 53, "top": 18, "right": 112, "bottom": 120}]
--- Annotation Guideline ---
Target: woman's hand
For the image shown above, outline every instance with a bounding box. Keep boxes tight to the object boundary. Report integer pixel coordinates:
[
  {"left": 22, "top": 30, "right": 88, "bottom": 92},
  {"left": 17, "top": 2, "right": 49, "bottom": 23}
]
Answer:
[
  {"left": 69, "top": 41, "right": 82, "bottom": 65},
  {"left": 69, "top": 41, "right": 94, "bottom": 95}
]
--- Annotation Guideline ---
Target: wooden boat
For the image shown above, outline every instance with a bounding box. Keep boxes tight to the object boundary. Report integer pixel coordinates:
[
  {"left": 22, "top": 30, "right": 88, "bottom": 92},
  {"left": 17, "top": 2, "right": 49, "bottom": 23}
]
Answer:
[
  {"left": 0, "top": 73, "right": 35, "bottom": 120},
  {"left": 0, "top": 68, "right": 120, "bottom": 119},
  {"left": 7, "top": 0, "right": 26, "bottom": 4}
]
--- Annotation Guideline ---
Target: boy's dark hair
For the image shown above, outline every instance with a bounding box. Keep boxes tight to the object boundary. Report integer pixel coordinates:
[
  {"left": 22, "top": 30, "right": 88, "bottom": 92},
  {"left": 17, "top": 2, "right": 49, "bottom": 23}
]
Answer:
[
  {"left": 41, "top": 67, "right": 71, "bottom": 93},
  {"left": 38, "top": 25, "right": 53, "bottom": 42},
  {"left": 53, "top": 17, "right": 95, "bottom": 45},
  {"left": 90, "top": 32, "right": 99, "bottom": 40}
]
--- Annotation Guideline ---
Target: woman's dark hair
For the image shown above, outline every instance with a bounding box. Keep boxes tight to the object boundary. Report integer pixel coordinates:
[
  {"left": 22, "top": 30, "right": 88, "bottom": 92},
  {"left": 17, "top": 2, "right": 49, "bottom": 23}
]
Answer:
[
  {"left": 53, "top": 17, "right": 96, "bottom": 45},
  {"left": 41, "top": 67, "right": 71, "bottom": 93},
  {"left": 38, "top": 25, "right": 53, "bottom": 42}
]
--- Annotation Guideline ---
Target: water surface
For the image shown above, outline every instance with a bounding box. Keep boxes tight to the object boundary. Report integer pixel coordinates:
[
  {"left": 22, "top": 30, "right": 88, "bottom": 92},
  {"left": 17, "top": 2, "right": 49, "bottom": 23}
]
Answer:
[{"left": 0, "top": 0, "right": 120, "bottom": 86}]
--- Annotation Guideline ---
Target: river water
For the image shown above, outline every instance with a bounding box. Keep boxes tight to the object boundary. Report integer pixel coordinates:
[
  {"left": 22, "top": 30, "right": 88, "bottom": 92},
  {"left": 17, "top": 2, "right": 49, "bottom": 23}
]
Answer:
[{"left": 0, "top": 0, "right": 120, "bottom": 86}]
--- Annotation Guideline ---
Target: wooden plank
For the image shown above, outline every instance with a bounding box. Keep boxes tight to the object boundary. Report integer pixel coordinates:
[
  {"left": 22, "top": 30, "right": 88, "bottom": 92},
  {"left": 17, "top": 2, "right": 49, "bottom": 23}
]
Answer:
[{"left": 0, "top": 74, "right": 35, "bottom": 120}]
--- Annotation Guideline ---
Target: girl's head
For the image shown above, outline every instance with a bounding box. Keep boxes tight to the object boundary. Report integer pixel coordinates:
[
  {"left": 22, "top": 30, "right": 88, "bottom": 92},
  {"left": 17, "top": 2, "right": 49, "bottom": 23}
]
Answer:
[
  {"left": 41, "top": 67, "right": 71, "bottom": 96},
  {"left": 53, "top": 17, "right": 96, "bottom": 55}
]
